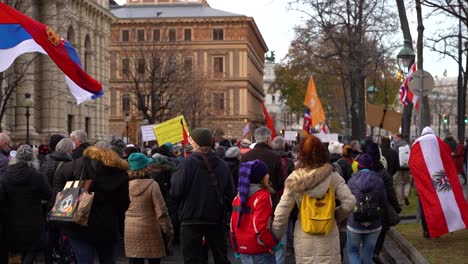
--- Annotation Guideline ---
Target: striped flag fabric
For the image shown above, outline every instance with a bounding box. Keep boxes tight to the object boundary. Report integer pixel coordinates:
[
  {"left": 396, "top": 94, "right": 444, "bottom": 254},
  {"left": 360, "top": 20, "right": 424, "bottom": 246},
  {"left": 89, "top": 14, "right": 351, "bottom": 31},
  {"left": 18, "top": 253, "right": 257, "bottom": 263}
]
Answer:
[
  {"left": 409, "top": 127, "right": 468, "bottom": 238},
  {"left": 399, "top": 63, "right": 419, "bottom": 109},
  {"left": 0, "top": 3, "right": 103, "bottom": 104},
  {"left": 303, "top": 107, "right": 312, "bottom": 135}
]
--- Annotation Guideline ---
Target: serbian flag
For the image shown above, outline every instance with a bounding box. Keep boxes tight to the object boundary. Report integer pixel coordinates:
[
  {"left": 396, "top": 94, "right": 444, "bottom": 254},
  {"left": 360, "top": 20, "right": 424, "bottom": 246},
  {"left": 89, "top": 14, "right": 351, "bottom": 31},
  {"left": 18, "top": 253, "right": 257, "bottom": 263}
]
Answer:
[
  {"left": 409, "top": 127, "right": 468, "bottom": 238},
  {"left": 303, "top": 107, "right": 312, "bottom": 135},
  {"left": 399, "top": 63, "right": 419, "bottom": 109},
  {"left": 0, "top": 3, "right": 102, "bottom": 104},
  {"left": 261, "top": 102, "right": 276, "bottom": 138}
]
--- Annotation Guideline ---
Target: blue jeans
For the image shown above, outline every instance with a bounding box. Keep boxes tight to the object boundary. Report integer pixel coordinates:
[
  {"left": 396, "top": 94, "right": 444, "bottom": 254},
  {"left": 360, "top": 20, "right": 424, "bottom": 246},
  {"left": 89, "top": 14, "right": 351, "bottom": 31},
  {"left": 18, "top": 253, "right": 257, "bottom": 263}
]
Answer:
[
  {"left": 240, "top": 253, "right": 276, "bottom": 264},
  {"left": 274, "top": 234, "right": 287, "bottom": 264},
  {"left": 347, "top": 229, "right": 380, "bottom": 264},
  {"left": 69, "top": 239, "right": 116, "bottom": 264}
]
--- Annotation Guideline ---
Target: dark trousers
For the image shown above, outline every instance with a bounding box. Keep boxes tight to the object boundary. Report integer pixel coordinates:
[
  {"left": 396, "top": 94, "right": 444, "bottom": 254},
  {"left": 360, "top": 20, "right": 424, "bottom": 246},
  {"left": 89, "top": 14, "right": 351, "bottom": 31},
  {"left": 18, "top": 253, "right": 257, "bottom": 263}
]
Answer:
[
  {"left": 0, "top": 227, "right": 7, "bottom": 264},
  {"left": 181, "top": 223, "right": 230, "bottom": 264},
  {"left": 374, "top": 224, "right": 389, "bottom": 255},
  {"left": 69, "top": 239, "right": 116, "bottom": 264},
  {"left": 21, "top": 250, "right": 39, "bottom": 264},
  {"left": 128, "top": 258, "right": 161, "bottom": 264}
]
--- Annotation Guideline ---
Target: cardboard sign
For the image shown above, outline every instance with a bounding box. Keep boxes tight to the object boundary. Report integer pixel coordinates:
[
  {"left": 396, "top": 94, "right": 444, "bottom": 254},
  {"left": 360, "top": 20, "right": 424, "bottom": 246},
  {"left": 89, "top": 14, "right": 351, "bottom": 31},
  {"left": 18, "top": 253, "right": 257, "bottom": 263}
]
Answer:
[
  {"left": 366, "top": 104, "right": 402, "bottom": 134},
  {"left": 153, "top": 115, "right": 189, "bottom": 144},
  {"left": 141, "top": 125, "right": 156, "bottom": 142}
]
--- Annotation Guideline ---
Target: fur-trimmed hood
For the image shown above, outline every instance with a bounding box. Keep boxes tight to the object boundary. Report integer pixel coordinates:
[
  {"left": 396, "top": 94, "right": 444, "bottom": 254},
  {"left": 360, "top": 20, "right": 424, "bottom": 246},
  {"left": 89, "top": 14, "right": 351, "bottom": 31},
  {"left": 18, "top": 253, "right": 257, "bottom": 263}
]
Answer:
[
  {"left": 285, "top": 163, "right": 336, "bottom": 198},
  {"left": 83, "top": 146, "right": 129, "bottom": 171}
]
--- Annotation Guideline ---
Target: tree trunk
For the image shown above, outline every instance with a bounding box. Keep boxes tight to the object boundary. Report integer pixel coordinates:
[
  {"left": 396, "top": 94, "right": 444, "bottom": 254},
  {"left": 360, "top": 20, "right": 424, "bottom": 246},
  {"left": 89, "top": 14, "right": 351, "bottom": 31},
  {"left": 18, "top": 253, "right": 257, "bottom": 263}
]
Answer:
[{"left": 416, "top": 0, "right": 431, "bottom": 134}]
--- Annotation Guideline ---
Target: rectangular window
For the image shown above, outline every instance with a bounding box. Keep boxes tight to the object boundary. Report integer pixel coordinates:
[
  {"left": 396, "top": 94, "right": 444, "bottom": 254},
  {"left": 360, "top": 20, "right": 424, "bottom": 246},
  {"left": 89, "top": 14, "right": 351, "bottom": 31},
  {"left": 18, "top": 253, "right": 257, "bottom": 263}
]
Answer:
[
  {"left": 122, "top": 94, "right": 130, "bottom": 113},
  {"left": 184, "top": 28, "right": 192, "bottom": 41},
  {"left": 137, "top": 29, "right": 145, "bottom": 42},
  {"left": 122, "top": 58, "right": 129, "bottom": 75},
  {"left": 213, "top": 93, "right": 224, "bottom": 110},
  {"left": 213, "top": 57, "right": 224, "bottom": 73},
  {"left": 153, "top": 57, "right": 161, "bottom": 77},
  {"left": 213, "top": 28, "right": 224, "bottom": 40},
  {"left": 153, "top": 29, "right": 160, "bottom": 42},
  {"left": 168, "top": 57, "right": 177, "bottom": 72},
  {"left": 137, "top": 94, "right": 146, "bottom": 111},
  {"left": 271, "top": 95, "right": 275, "bottom": 104},
  {"left": 184, "top": 57, "right": 192, "bottom": 75},
  {"left": 137, "top": 58, "right": 145, "bottom": 74},
  {"left": 67, "top": 115, "right": 74, "bottom": 134},
  {"left": 122, "top": 30, "right": 129, "bottom": 42},
  {"left": 85, "top": 117, "right": 91, "bottom": 137},
  {"left": 111, "top": 90, "right": 116, "bottom": 116},
  {"left": 169, "top": 29, "right": 176, "bottom": 42}
]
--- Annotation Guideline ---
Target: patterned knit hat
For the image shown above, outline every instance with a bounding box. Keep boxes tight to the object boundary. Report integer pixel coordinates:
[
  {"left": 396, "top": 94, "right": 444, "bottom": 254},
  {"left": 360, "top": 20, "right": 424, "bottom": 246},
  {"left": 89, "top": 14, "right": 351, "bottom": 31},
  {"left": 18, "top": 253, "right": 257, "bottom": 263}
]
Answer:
[
  {"left": 237, "top": 160, "right": 269, "bottom": 227},
  {"left": 16, "top": 144, "right": 34, "bottom": 162},
  {"left": 357, "top": 153, "right": 373, "bottom": 170}
]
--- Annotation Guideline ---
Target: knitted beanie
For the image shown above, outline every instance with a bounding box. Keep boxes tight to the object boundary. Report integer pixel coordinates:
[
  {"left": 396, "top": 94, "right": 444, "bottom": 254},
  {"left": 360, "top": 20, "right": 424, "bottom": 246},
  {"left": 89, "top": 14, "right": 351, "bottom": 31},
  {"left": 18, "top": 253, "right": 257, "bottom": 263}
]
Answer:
[
  {"left": 365, "top": 142, "right": 381, "bottom": 163},
  {"left": 237, "top": 160, "right": 269, "bottom": 227},
  {"left": 328, "top": 141, "right": 343, "bottom": 155},
  {"left": 357, "top": 153, "right": 373, "bottom": 170},
  {"left": 49, "top": 134, "right": 65, "bottom": 151},
  {"left": 190, "top": 128, "right": 213, "bottom": 147},
  {"left": 128, "top": 152, "right": 153, "bottom": 171},
  {"left": 16, "top": 144, "right": 34, "bottom": 162},
  {"left": 225, "top": 147, "right": 241, "bottom": 159}
]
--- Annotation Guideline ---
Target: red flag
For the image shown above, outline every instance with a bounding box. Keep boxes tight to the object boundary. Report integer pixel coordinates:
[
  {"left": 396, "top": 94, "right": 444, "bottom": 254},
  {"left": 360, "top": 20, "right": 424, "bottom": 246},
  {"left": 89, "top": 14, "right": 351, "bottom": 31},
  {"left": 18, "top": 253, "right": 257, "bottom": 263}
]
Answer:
[
  {"left": 321, "top": 123, "right": 330, "bottom": 134},
  {"left": 399, "top": 63, "right": 419, "bottom": 109},
  {"left": 262, "top": 103, "right": 276, "bottom": 138},
  {"left": 303, "top": 107, "right": 312, "bottom": 135},
  {"left": 181, "top": 119, "right": 188, "bottom": 146},
  {"left": 409, "top": 127, "right": 468, "bottom": 238}
]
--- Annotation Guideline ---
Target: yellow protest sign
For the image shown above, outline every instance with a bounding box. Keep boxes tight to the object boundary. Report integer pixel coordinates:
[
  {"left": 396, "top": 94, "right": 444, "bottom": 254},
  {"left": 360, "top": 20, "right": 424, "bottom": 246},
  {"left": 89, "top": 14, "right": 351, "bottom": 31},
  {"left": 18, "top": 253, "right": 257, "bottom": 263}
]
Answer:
[{"left": 153, "top": 115, "right": 189, "bottom": 144}]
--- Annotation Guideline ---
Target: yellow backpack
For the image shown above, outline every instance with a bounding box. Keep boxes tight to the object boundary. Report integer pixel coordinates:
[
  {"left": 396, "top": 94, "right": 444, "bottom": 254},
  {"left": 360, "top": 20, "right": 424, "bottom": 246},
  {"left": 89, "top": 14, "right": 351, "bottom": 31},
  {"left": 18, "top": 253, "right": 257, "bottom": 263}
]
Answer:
[{"left": 300, "top": 184, "right": 335, "bottom": 235}]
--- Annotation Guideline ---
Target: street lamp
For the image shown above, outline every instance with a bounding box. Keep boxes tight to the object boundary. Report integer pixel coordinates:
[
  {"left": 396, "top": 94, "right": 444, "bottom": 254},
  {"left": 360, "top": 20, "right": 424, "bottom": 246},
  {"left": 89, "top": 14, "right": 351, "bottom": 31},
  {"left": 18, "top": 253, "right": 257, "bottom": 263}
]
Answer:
[
  {"left": 367, "top": 84, "right": 377, "bottom": 103},
  {"left": 397, "top": 40, "right": 416, "bottom": 71},
  {"left": 125, "top": 112, "right": 131, "bottom": 144},
  {"left": 24, "top": 93, "right": 33, "bottom": 145}
]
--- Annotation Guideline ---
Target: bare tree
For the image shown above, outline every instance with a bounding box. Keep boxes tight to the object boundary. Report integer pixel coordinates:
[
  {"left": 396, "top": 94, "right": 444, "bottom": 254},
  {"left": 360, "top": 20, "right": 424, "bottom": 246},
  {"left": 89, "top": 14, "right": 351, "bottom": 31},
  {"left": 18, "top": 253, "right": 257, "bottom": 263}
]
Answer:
[{"left": 283, "top": 0, "right": 398, "bottom": 139}]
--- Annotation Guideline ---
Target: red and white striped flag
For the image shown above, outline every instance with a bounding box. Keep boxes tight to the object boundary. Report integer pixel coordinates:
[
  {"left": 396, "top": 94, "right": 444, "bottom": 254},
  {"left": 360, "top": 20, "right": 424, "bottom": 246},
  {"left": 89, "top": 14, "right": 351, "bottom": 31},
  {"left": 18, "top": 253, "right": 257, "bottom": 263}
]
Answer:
[
  {"left": 399, "top": 63, "right": 419, "bottom": 109},
  {"left": 409, "top": 127, "right": 468, "bottom": 238}
]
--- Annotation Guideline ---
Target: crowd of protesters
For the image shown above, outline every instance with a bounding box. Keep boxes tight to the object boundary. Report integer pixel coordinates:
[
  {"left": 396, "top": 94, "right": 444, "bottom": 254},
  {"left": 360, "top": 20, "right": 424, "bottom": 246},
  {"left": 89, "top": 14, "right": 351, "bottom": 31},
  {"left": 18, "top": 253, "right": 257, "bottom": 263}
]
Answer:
[{"left": 0, "top": 125, "right": 466, "bottom": 264}]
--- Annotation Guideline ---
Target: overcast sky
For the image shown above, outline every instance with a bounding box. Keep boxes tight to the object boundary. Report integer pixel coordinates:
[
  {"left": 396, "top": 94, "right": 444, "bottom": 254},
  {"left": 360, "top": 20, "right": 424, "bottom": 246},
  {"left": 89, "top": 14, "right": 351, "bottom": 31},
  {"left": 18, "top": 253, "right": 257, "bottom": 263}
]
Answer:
[{"left": 114, "top": 0, "right": 461, "bottom": 78}]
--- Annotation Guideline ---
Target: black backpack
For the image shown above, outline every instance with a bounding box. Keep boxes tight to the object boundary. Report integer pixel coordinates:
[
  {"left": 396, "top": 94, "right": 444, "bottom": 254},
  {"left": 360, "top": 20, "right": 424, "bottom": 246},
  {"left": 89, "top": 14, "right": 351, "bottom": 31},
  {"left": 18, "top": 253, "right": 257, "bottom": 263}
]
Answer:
[{"left": 354, "top": 192, "right": 381, "bottom": 225}]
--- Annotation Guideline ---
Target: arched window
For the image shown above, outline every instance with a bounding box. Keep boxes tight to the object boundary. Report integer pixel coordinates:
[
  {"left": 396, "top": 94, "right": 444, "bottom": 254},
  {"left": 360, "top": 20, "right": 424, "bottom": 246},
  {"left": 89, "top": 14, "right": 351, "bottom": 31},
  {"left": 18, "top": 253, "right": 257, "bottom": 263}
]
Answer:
[
  {"left": 84, "top": 35, "right": 92, "bottom": 73},
  {"left": 67, "top": 26, "right": 75, "bottom": 46}
]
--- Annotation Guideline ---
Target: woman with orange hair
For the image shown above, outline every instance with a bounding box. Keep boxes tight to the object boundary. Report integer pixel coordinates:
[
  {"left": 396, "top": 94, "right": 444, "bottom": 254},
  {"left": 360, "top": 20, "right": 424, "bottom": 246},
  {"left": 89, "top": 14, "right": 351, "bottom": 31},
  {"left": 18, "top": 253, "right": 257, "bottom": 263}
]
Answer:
[{"left": 272, "top": 135, "right": 356, "bottom": 263}]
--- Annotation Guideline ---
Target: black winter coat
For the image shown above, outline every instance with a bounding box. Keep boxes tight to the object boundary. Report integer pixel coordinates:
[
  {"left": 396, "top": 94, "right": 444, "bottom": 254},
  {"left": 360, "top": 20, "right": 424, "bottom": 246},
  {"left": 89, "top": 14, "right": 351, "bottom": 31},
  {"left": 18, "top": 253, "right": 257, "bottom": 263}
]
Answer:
[
  {"left": 241, "top": 142, "right": 284, "bottom": 193},
  {"left": 171, "top": 151, "right": 235, "bottom": 224},
  {"left": 71, "top": 142, "right": 91, "bottom": 160},
  {"left": 1, "top": 161, "right": 51, "bottom": 252},
  {"left": 54, "top": 146, "right": 130, "bottom": 243},
  {"left": 225, "top": 157, "right": 240, "bottom": 189},
  {"left": 41, "top": 152, "right": 73, "bottom": 210},
  {"left": 372, "top": 163, "right": 401, "bottom": 226},
  {"left": 381, "top": 146, "right": 400, "bottom": 176}
]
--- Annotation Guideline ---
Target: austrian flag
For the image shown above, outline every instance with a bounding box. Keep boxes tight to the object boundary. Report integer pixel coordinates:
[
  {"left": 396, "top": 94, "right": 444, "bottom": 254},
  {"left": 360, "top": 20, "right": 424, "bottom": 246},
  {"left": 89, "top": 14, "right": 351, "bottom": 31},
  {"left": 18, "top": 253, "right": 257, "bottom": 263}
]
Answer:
[
  {"left": 0, "top": 3, "right": 103, "bottom": 104},
  {"left": 409, "top": 127, "right": 468, "bottom": 238}
]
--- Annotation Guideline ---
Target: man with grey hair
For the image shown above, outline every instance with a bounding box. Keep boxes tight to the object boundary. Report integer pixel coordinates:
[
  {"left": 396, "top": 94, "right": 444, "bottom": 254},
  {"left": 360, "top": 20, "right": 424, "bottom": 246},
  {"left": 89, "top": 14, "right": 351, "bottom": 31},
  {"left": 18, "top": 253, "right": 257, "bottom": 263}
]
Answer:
[
  {"left": 70, "top": 130, "right": 90, "bottom": 159},
  {"left": 0, "top": 133, "right": 11, "bottom": 171},
  {"left": 242, "top": 127, "right": 284, "bottom": 193}
]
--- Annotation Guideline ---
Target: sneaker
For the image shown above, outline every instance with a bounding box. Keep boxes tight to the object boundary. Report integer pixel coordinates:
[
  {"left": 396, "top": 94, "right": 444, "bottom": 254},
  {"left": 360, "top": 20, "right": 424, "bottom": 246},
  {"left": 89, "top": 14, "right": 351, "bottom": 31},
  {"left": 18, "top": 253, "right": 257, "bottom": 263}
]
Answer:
[
  {"left": 373, "top": 254, "right": 384, "bottom": 264},
  {"left": 404, "top": 197, "right": 410, "bottom": 206}
]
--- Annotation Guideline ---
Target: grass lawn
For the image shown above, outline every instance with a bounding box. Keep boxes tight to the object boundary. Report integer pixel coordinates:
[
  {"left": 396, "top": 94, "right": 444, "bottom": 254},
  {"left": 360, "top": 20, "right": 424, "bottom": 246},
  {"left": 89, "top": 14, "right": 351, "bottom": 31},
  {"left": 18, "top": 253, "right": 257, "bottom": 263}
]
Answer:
[{"left": 396, "top": 222, "right": 468, "bottom": 263}]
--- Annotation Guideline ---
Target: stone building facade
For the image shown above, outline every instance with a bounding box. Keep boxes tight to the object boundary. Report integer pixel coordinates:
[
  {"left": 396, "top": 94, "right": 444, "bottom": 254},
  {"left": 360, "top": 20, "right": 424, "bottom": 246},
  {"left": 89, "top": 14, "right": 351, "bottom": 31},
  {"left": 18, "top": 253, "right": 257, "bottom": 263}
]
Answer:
[
  {"left": 2, "top": 0, "right": 113, "bottom": 144},
  {"left": 109, "top": 0, "right": 268, "bottom": 144}
]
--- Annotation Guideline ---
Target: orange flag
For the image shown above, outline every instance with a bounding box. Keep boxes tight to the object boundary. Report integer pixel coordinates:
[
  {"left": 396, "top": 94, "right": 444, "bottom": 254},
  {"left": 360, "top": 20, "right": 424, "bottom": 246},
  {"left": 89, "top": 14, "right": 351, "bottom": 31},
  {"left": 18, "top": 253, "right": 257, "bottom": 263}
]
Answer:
[{"left": 303, "top": 77, "right": 325, "bottom": 127}]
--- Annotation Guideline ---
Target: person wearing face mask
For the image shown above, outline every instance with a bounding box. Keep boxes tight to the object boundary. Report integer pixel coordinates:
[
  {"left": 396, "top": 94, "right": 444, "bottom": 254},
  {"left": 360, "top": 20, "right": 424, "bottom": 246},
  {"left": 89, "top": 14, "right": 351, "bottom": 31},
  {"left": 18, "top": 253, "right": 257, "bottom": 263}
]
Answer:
[{"left": 0, "top": 133, "right": 11, "bottom": 264}]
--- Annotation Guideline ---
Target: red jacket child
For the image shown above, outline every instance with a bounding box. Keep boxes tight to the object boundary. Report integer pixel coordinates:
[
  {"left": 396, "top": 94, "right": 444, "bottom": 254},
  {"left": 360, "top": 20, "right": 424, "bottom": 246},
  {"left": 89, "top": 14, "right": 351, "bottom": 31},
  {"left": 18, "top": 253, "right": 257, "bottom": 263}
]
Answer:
[{"left": 230, "top": 160, "right": 278, "bottom": 255}]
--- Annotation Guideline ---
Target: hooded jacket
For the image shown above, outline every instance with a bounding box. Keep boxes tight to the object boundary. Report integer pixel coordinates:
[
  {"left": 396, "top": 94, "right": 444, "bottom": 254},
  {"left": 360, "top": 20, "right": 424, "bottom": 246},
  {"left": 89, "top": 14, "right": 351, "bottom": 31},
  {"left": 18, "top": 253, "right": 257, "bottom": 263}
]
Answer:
[
  {"left": 125, "top": 179, "right": 172, "bottom": 258},
  {"left": 272, "top": 164, "right": 355, "bottom": 264},
  {"left": 347, "top": 169, "right": 386, "bottom": 232},
  {"left": 53, "top": 146, "right": 130, "bottom": 243},
  {"left": 1, "top": 160, "right": 51, "bottom": 251},
  {"left": 230, "top": 187, "right": 277, "bottom": 254},
  {"left": 171, "top": 150, "right": 235, "bottom": 224}
]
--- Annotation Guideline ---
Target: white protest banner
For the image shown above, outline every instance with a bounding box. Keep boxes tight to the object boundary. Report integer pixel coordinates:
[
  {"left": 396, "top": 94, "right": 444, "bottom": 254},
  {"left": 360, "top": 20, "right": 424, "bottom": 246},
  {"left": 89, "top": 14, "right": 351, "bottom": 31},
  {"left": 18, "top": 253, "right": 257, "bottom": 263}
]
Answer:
[
  {"left": 141, "top": 125, "right": 156, "bottom": 142},
  {"left": 284, "top": 131, "right": 298, "bottom": 141},
  {"left": 313, "top": 133, "right": 339, "bottom": 143}
]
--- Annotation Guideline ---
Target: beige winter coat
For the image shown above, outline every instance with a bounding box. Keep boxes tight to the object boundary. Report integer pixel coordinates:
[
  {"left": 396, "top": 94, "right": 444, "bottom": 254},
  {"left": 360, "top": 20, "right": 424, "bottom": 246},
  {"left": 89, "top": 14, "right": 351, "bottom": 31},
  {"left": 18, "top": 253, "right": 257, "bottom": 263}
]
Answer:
[
  {"left": 272, "top": 164, "right": 356, "bottom": 264},
  {"left": 124, "top": 179, "right": 173, "bottom": 258}
]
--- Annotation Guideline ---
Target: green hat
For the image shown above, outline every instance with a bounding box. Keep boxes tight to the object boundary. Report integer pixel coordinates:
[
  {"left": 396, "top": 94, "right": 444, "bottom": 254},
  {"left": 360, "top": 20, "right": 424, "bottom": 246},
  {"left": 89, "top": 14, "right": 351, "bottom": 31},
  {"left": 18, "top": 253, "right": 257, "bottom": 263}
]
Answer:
[
  {"left": 128, "top": 153, "right": 153, "bottom": 171},
  {"left": 190, "top": 128, "right": 213, "bottom": 147}
]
